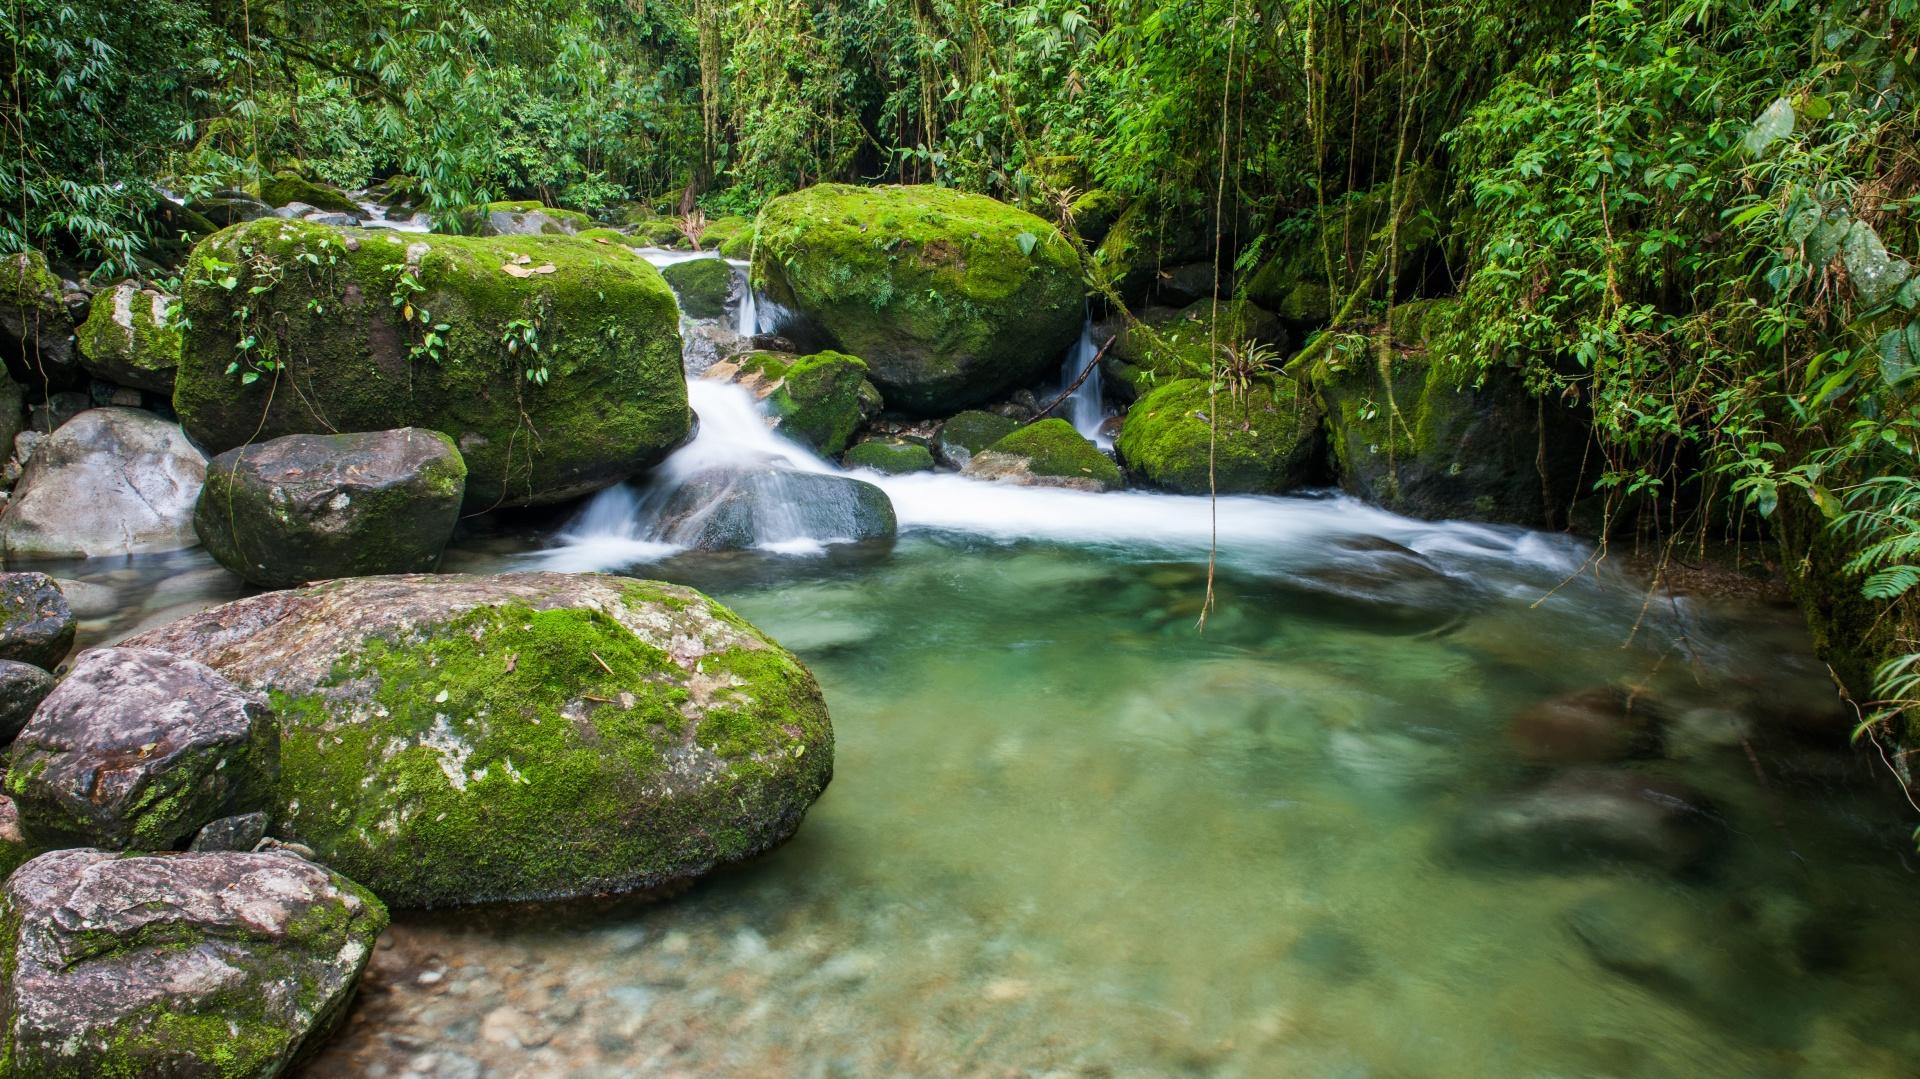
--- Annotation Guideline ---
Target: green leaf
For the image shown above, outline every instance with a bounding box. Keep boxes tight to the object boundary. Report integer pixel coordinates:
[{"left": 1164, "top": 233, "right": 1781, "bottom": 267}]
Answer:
[
  {"left": 1015, "top": 231, "right": 1038, "bottom": 257},
  {"left": 1880, "top": 322, "right": 1917, "bottom": 386},
  {"left": 1742, "top": 97, "right": 1794, "bottom": 155},
  {"left": 1809, "top": 485, "right": 1842, "bottom": 519}
]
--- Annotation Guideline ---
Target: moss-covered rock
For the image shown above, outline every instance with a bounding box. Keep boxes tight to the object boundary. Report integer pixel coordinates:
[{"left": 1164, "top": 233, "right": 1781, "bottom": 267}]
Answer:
[
  {"left": 176, "top": 219, "right": 689, "bottom": 509},
  {"left": 701, "top": 215, "right": 753, "bottom": 255},
  {"left": 482, "top": 200, "right": 592, "bottom": 236},
  {"left": 764, "top": 351, "right": 881, "bottom": 455},
  {"left": 631, "top": 218, "right": 689, "bottom": 247},
  {"left": 662, "top": 256, "right": 735, "bottom": 319},
  {"left": 966, "top": 418, "right": 1122, "bottom": 491},
  {"left": 74, "top": 281, "right": 181, "bottom": 393},
  {"left": 753, "top": 184, "right": 1084, "bottom": 414},
  {"left": 574, "top": 227, "right": 650, "bottom": 250},
  {"left": 1103, "top": 300, "right": 1287, "bottom": 402},
  {"left": 842, "top": 438, "right": 935, "bottom": 474},
  {"left": 1069, "top": 189, "right": 1124, "bottom": 245},
  {"left": 0, "top": 249, "right": 75, "bottom": 380},
  {"left": 933, "top": 409, "right": 1019, "bottom": 469},
  {"left": 1115, "top": 377, "right": 1320, "bottom": 494},
  {"left": 251, "top": 172, "right": 362, "bottom": 216},
  {"left": 1244, "top": 173, "right": 1442, "bottom": 326},
  {"left": 719, "top": 224, "right": 757, "bottom": 260},
  {"left": 122, "top": 573, "right": 834, "bottom": 909},
  {"left": 1090, "top": 202, "right": 1213, "bottom": 305}
]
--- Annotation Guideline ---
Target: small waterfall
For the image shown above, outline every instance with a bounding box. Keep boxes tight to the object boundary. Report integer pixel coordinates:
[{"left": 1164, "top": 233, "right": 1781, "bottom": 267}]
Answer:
[
  {"left": 1060, "top": 316, "right": 1109, "bottom": 448},
  {"left": 735, "top": 273, "right": 760, "bottom": 337}
]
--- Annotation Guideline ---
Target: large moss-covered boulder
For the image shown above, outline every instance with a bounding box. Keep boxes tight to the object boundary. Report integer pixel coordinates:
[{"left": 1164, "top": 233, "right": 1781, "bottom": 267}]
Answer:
[
  {"left": 123, "top": 573, "right": 835, "bottom": 908},
  {"left": 1090, "top": 202, "right": 1213, "bottom": 305},
  {"left": 1115, "top": 377, "right": 1320, "bottom": 494},
  {"left": 965, "top": 418, "right": 1122, "bottom": 491},
  {"left": 74, "top": 280, "right": 181, "bottom": 393},
  {"left": 252, "top": 172, "right": 362, "bottom": 216},
  {"left": 0, "top": 250, "right": 74, "bottom": 382},
  {"left": 1102, "top": 301, "right": 1287, "bottom": 402},
  {"left": 177, "top": 219, "right": 689, "bottom": 509},
  {"left": 0, "top": 847, "right": 386, "bottom": 1079},
  {"left": 196, "top": 428, "right": 467, "bottom": 588},
  {"left": 753, "top": 184, "right": 1084, "bottom": 414},
  {"left": 701, "top": 215, "right": 754, "bottom": 256},
  {"left": 661, "top": 256, "right": 735, "bottom": 319}
]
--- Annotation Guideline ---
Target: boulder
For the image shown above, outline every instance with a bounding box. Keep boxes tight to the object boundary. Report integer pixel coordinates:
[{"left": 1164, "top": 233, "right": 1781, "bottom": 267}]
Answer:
[
  {"left": 965, "top": 418, "right": 1122, "bottom": 491},
  {"left": 481, "top": 200, "right": 591, "bottom": 236},
  {"left": 934, "top": 409, "right": 1019, "bottom": 469},
  {"left": 190, "top": 811, "right": 270, "bottom": 852},
  {"left": 1451, "top": 768, "right": 1724, "bottom": 874},
  {"left": 0, "top": 796, "right": 29, "bottom": 879},
  {"left": 74, "top": 280, "right": 182, "bottom": 393},
  {"left": 0, "top": 573, "right": 73, "bottom": 669},
  {"left": 26, "top": 389, "right": 87, "bottom": 433},
  {"left": 177, "top": 219, "right": 690, "bottom": 509},
  {"left": 661, "top": 256, "right": 736, "bottom": 319},
  {"left": 187, "top": 190, "right": 274, "bottom": 227},
  {"left": 749, "top": 351, "right": 882, "bottom": 456},
  {"left": 253, "top": 172, "right": 363, "bottom": 216},
  {"left": 1115, "top": 377, "right": 1320, "bottom": 494},
  {"left": 1102, "top": 301, "right": 1287, "bottom": 402},
  {"left": 0, "top": 660, "right": 53, "bottom": 742},
  {"left": 0, "top": 407, "right": 206, "bottom": 558},
  {"left": 8, "top": 647, "right": 278, "bottom": 849},
  {"left": 1089, "top": 202, "right": 1214, "bottom": 305},
  {"left": 0, "top": 250, "right": 75, "bottom": 384},
  {"left": 753, "top": 184, "right": 1084, "bottom": 414},
  {"left": 1509, "top": 687, "right": 1662, "bottom": 764},
  {"left": 122, "top": 573, "right": 835, "bottom": 908},
  {"left": 842, "top": 438, "right": 935, "bottom": 474},
  {"left": 1281, "top": 535, "right": 1486, "bottom": 636},
  {"left": 655, "top": 467, "right": 896, "bottom": 550},
  {"left": 0, "top": 848, "right": 386, "bottom": 1077},
  {"left": 196, "top": 428, "right": 467, "bottom": 589}
]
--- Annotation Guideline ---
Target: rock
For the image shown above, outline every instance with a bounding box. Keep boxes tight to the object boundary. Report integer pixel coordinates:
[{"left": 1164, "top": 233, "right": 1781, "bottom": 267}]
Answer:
[
  {"left": 965, "top": 418, "right": 1122, "bottom": 491},
  {"left": 1069, "top": 188, "right": 1124, "bottom": 244},
  {"left": 1155, "top": 261, "right": 1227, "bottom": 305},
  {"left": 187, "top": 190, "right": 274, "bottom": 227},
  {"left": 1451, "top": 768, "right": 1724, "bottom": 873},
  {"left": 661, "top": 256, "right": 735, "bottom": 319},
  {"left": 190, "top": 810, "right": 271, "bottom": 852},
  {"left": 0, "top": 250, "right": 76, "bottom": 383},
  {"left": 1509, "top": 687, "right": 1661, "bottom": 764},
  {"left": 481, "top": 200, "right": 591, "bottom": 236},
  {"left": 753, "top": 184, "right": 1084, "bottom": 414},
  {"left": 26, "top": 389, "right": 88, "bottom": 433},
  {"left": 0, "top": 373, "right": 21, "bottom": 460},
  {"left": 302, "top": 211, "right": 361, "bottom": 227},
  {"left": 747, "top": 351, "right": 882, "bottom": 456},
  {"left": 702, "top": 215, "right": 755, "bottom": 258},
  {"left": 0, "top": 573, "right": 73, "bottom": 669},
  {"left": 123, "top": 573, "right": 835, "bottom": 907},
  {"left": 8, "top": 647, "right": 278, "bottom": 849},
  {"left": 1089, "top": 202, "right": 1213, "bottom": 305},
  {"left": 1115, "top": 377, "right": 1320, "bottom": 494},
  {"left": 0, "top": 796, "right": 30, "bottom": 878},
  {"left": 655, "top": 466, "right": 896, "bottom": 550},
  {"left": 842, "top": 438, "right": 935, "bottom": 474},
  {"left": 1102, "top": 301, "right": 1286, "bottom": 402},
  {"left": 0, "top": 847, "right": 386, "bottom": 1076},
  {"left": 177, "top": 219, "right": 689, "bottom": 509},
  {"left": 196, "top": 428, "right": 467, "bottom": 588},
  {"left": 74, "top": 280, "right": 181, "bottom": 393},
  {"left": 0, "top": 407, "right": 206, "bottom": 558},
  {"left": 1282, "top": 535, "right": 1485, "bottom": 636},
  {"left": 253, "top": 171, "right": 363, "bottom": 216},
  {"left": 0, "top": 660, "right": 53, "bottom": 742},
  {"left": 270, "top": 201, "right": 316, "bottom": 219},
  {"left": 933, "top": 409, "right": 1018, "bottom": 469}
]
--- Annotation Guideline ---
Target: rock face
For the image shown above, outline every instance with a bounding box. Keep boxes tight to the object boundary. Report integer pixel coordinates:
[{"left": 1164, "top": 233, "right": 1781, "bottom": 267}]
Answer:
[
  {"left": 934, "top": 410, "right": 1018, "bottom": 469},
  {"left": 842, "top": 438, "right": 935, "bottom": 474},
  {"left": 753, "top": 184, "right": 1084, "bottom": 414},
  {"left": 124, "top": 573, "right": 836, "bottom": 908},
  {"left": 0, "top": 847, "right": 387, "bottom": 1078},
  {"left": 661, "top": 256, "right": 735, "bottom": 319},
  {"left": 748, "top": 351, "right": 882, "bottom": 456},
  {"left": 0, "top": 407, "right": 207, "bottom": 558},
  {"left": 0, "top": 660, "right": 53, "bottom": 742},
  {"left": 1115, "top": 378, "right": 1320, "bottom": 494},
  {"left": 0, "top": 250, "right": 75, "bottom": 382},
  {"left": 1101, "top": 301, "right": 1286, "bottom": 402},
  {"left": 75, "top": 280, "right": 182, "bottom": 393},
  {"left": 656, "top": 467, "right": 896, "bottom": 550},
  {"left": 196, "top": 428, "right": 467, "bottom": 588},
  {"left": 177, "top": 219, "right": 690, "bottom": 509},
  {"left": 0, "top": 573, "right": 73, "bottom": 669},
  {"left": 965, "top": 418, "right": 1122, "bottom": 491},
  {"left": 8, "top": 647, "right": 278, "bottom": 849}
]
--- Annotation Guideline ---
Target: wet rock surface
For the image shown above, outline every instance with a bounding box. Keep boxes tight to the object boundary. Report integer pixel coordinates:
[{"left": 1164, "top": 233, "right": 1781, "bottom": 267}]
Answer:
[
  {"left": 0, "top": 659, "right": 53, "bottom": 741},
  {"left": 0, "top": 572, "right": 73, "bottom": 669},
  {"left": 655, "top": 466, "right": 895, "bottom": 550}
]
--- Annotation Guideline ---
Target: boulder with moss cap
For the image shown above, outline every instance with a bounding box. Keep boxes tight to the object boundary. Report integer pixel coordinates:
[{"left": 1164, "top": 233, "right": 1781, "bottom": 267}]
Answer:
[
  {"left": 965, "top": 418, "right": 1122, "bottom": 491},
  {"left": 753, "top": 351, "right": 882, "bottom": 455},
  {"left": 251, "top": 172, "right": 363, "bottom": 216},
  {"left": 842, "top": 438, "right": 934, "bottom": 474},
  {"left": 176, "top": 219, "right": 689, "bottom": 510},
  {"left": 75, "top": 280, "right": 182, "bottom": 393},
  {"left": 661, "top": 256, "right": 736, "bottom": 319},
  {"left": 1116, "top": 377, "right": 1321, "bottom": 494},
  {"left": 753, "top": 183, "right": 1084, "bottom": 414},
  {"left": 123, "top": 572, "right": 835, "bottom": 908}
]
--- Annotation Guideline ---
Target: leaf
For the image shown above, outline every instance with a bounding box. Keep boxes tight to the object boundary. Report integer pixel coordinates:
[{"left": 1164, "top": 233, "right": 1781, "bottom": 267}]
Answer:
[
  {"left": 500, "top": 262, "right": 557, "bottom": 278},
  {"left": 1880, "top": 322, "right": 1917, "bottom": 386},
  {"left": 1809, "top": 485, "right": 1842, "bottom": 519},
  {"left": 1864, "top": 566, "right": 1920, "bottom": 601},
  {"left": 1742, "top": 97, "right": 1794, "bottom": 155},
  {"left": 1752, "top": 478, "right": 1779, "bottom": 518},
  {"left": 1015, "top": 231, "right": 1038, "bottom": 257}
]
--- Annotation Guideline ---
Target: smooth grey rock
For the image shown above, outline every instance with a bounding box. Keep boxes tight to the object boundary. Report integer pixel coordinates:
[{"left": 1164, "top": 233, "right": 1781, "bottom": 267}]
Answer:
[
  {"left": 0, "top": 847, "right": 386, "bottom": 1076},
  {"left": 0, "top": 660, "right": 53, "bottom": 742},
  {"left": 190, "top": 810, "right": 271, "bottom": 852},
  {"left": 0, "top": 407, "right": 207, "bottom": 558},
  {"left": 195, "top": 427, "right": 467, "bottom": 588},
  {"left": 302, "top": 211, "right": 361, "bottom": 227},
  {"left": 934, "top": 410, "right": 1018, "bottom": 469},
  {"left": 9, "top": 647, "right": 278, "bottom": 849},
  {"left": 656, "top": 466, "right": 896, "bottom": 550},
  {"left": 0, "top": 572, "right": 72, "bottom": 669},
  {"left": 1451, "top": 767, "right": 1723, "bottom": 874}
]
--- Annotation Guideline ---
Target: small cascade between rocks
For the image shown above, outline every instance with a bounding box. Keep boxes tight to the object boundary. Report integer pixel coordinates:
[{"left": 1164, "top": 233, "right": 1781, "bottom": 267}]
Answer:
[{"left": 1060, "top": 315, "right": 1110, "bottom": 448}]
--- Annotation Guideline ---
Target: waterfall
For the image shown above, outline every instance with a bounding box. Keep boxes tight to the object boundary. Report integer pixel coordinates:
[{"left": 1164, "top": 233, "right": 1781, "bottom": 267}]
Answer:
[{"left": 1059, "top": 315, "right": 1109, "bottom": 448}]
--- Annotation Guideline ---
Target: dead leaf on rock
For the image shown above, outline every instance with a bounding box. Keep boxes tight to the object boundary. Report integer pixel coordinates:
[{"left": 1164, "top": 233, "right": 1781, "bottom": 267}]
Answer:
[
  {"left": 511, "top": 253, "right": 533, "bottom": 265},
  {"left": 500, "top": 262, "right": 558, "bottom": 278}
]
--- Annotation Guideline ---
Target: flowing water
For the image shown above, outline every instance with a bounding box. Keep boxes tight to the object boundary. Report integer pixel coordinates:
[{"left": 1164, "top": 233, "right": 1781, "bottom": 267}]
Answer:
[{"left": 21, "top": 273, "right": 1920, "bottom": 1078}]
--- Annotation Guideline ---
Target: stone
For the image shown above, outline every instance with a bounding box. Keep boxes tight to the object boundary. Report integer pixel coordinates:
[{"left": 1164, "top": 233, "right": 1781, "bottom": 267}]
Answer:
[
  {"left": 74, "top": 280, "right": 182, "bottom": 393},
  {"left": 481, "top": 200, "right": 592, "bottom": 237},
  {"left": 8, "top": 647, "right": 278, "bottom": 849},
  {"left": 1115, "top": 377, "right": 1321, "bottom": 494},
  {"left": 26, "top": 389, "right": 88, "bottom": 433},
  {"left": 0, "top": 659, "right": 53, "bottom": 742},
  {"left": 0, "top": 795, "right": 29, "bottom": 878},
  {"left": 1451, "top": 767, "right": 1724, "bottom": 874},
  {"left": 1101, "top": 300, "right": 1286, "bottom": 402},
  {"left": 176, "top": 219, "right": 689, "bottom": 509},
  {"left": 1089, "top": 202, "right": 1213, "bottom": 305},
  {"left": 0, "top": 407, "right": 206, "bottom": 558},
  {"left": 964, "top": 418, "right": 1122, "bottom": 491},
  {"left": 743, "top": 350, "right": 883, "bottom": 456},
  {"left": 933, "top": 409, "right": 1019, "bottom": 469},
  {"left": 0, "top": 250, "right": 76, "bottom": 382},
  {"left": 191, "top": 810, "right": 271, "bottom": 852},
  {"left": 0, "top": 847, "right": 386, "bottom": 1077},
  {"left": 753, "top": 184, "right": 1084, "bottom": 414},
  {"left": 0, "top": 573, "right": 73, "bottom": 669},
  {"left": 842, "top": 438, "right": 935, "bottom": 474},
  {"left": 187, "top": 190, "right": 274, "bottom": 227},
  {"left": 253, "top": 171, "right": 363, "bottom": 216},
  {"left": 195, "top": 428, "right": 467, "bottom": 588},
  {"left": 655, "top": 466, "right": 896, "bottom": 550},
  {"left": 1509, "top": 687, "right": 1662, "bottom": 764},
  {"left": 123, "top": 573, "right": 835, "bottom": 908},
  {"left": 661, "top": 256, "right": 735, "bottom": 319}
]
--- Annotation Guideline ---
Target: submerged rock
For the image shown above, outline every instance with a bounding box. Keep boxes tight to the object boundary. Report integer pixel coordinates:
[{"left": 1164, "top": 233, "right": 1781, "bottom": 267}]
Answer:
[
  {"left": 933, "top": 409, "right": 1018, "bottom": 469},
  {"left": 0, "top": 847, "right": 386, "bottom": 1078},
  {"left": 661, "top": 256, "right": 735, "bottom": 319},
  {"left": 753, "top": 184, "right": 1083, "bottom": 414},
  {"left": 196, "top": 427, "right": 467, "bottom": 588},
  {"left": 842, "top": 438, "right": 935, "bottom": 474},
  {"left": 8, "top": 647, "right": 278, "bottom": 849},
  {"left": 0, "top": 660, "right": 53, "bottom": 742},
  {"left": 965, "top": 418, "right": 1122, "bottom": 491},
  {"left": 0, "top": 407, "right": 206, "bottom": 558},
  {"left": 656, "top": 466, "right": 895, "bottom": 550},
  {"left": 177, "top": 219, "right": 689, "bottom": 509},
  {"left": 1451, "top": 767, "right": 1723, "bottom": 874},
  {"left": 0, "top": 572, "right": 73, "bottom": 669},
  {"left": 75, "top": 281, "right": 181, "bottom": 393},
  {"left": 1509, "top": 687, "right": 1662, "bottom": 764},
  {"left": 123, "top": 573, "right": 835, "bottom": 908},
  {"left": 1115, "top": 377, "right": 1320, "bottom": 494}
]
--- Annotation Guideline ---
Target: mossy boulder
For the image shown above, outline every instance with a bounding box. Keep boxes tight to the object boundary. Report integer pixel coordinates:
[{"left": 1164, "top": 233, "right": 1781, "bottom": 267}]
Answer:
[
  {"left": 122, "top": 573, "right": 835, "bottom": 908},
  {"left": 0, "top": 848, "right": 386, "bottom": 1079},
  {"left": 1069, "top": 189, "right": 1124, "bottom": 245},
  {"left": 701, "top": 215, "right": 753, "bottom": 255},
  {"left": 1103, "top": 300, "right": 1287, "bottom": 402},
  {"left": 933, "top": 409, "right": 1019, "bottom": 469},
  {"left": 574, "top": 227, "right": 649, "bottom": 250},
  {"left": 0, "top": 249, "right": 75, "bottom": 381},
  {"left": 719, "top": 224, "right": 757, "bottom": 260},
  {"left": 753, "top": 183, "right": 1084, "bottom": 414},
  {"left": 176, "top": 219, "right": 690, "bottom": 509},
  {"left": 661, "top": 256, "right": 735, "bottom": 319},
  {"left": 1115, "top": 377, "right": 1321, "bottom": 494},
  {"left": 842, "top": 438, "right": 935, "bottom": 474},
  {"left": 74, "top": 280, "right": 181, "bottom": 393},
  {"left": 631, "top": 218, "right": 689, "bottom": 247},
  {"left": 965, "top": 418, "right": 1122, "bottom": 491},
  {"left": 764, "top": 351, "right": 881, "bottom": 455},
  {"left": 252, "top": 172, "right": 362, "bottom": 216},
  {"left": 482, "top": 200, "right": 592, "bottom": 236},
  {"left": 196, "top": 428, "right": 467, "bottom": 588},
  {"left": 1090, "top": 202, "right": 1213, "bottom": 305}
]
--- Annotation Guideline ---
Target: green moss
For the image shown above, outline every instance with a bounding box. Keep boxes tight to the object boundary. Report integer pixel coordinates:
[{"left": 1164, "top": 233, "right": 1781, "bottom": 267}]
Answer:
[
  {"left": 700, "top": 215, "right": 753, "bottom": 254},
  {"left": 766, "top": 350, "right": 880, "bottom": 455},
  {"left": 718, "top": 226, "right": 757, "bottom": 260},
  {"left": 935, "top": 409, "right": 1018, "bottom": 464},
  {"left": 842, "top": 438, "right": 934, "bottom": 474},
  {"left": 75, "top": 283, "right": 181, "bottom": 393},
  {"left": 1115, "top": 376, "right": 1320, "bottom": 494},
  {"left": 1069, "top": 188, "right": 1124, "bottom": 243},
  {"left": 1089, "top": 202, "right": 1211, "bottom": 304},
  {"left": 574, "top": 227, "right": 649, "bottom": 249},
  {"left": 175, "top": 218, "right": 690, "bottom": 509},
  {"left": 1105, "top": 300, "right": 1285, "bottom": 401},
  {"left": 737, "top": 350, "right": 793, "bottom": 382},
  {"left": 661, "top": 257, "right": 733, "bottom": 319},
  {"left": 0, "top": 250, "right": 61, "bottom": 314},
  {"left": 484, "top": 201, "right": 593, "bottom": 232},
  {"left": 632, "top": 219, "right": 688, "bottom": 247},
  {"left": 983, "top": 418, "right": 1122, "bottom": 488},
  {"left": 252, "top": 172, "right": 361, "bottom": 216}
]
